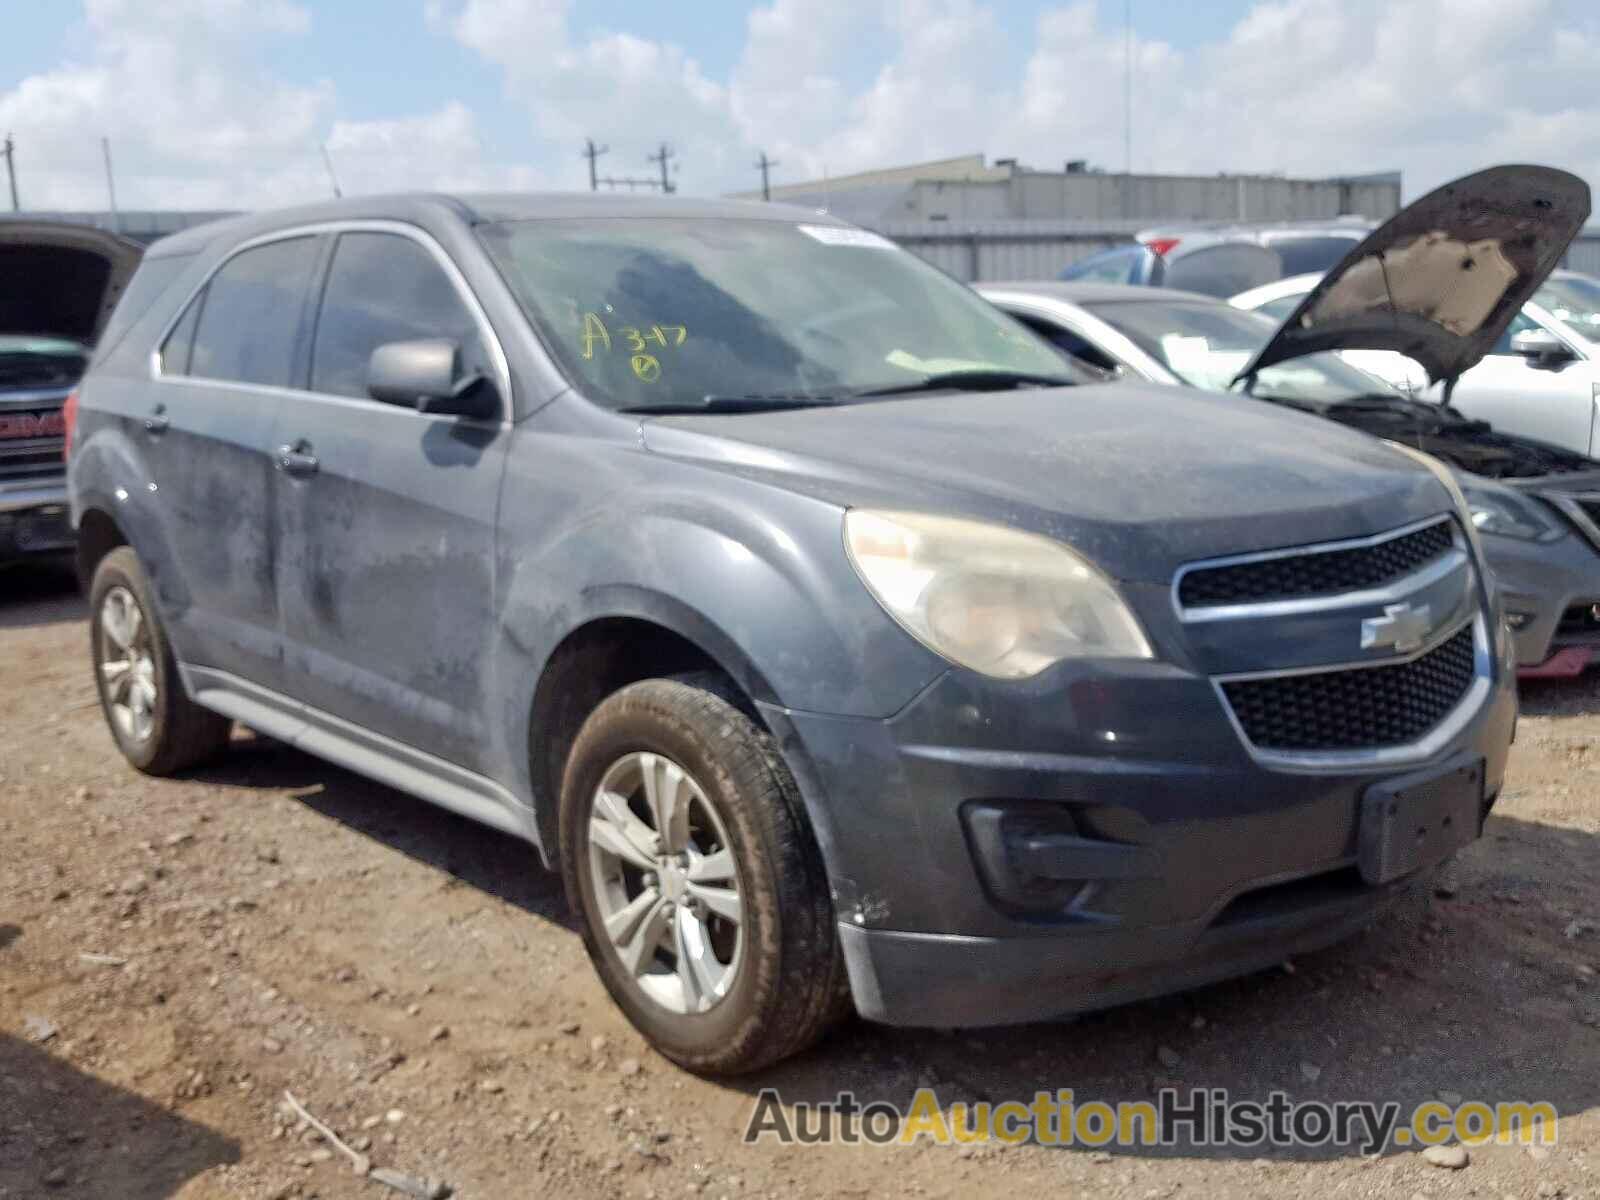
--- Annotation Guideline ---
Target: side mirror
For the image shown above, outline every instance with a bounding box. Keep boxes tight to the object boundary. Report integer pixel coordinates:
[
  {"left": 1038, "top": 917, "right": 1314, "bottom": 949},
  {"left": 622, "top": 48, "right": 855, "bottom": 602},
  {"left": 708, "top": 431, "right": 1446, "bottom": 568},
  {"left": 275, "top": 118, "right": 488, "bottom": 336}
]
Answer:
[
  {"left": 1509, "top": 327, "right": 1576, "bottom": 368},
  {"left": 366, "top": 338, "right": 497, "bottom": 418}
]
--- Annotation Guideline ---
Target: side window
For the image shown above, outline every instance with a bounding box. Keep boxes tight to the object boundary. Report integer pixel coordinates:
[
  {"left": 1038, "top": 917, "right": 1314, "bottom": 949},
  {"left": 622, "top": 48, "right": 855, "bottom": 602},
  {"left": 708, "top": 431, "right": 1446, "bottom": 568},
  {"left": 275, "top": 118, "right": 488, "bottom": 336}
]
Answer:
[
  {"left": 189, "top": 237, "right": 322, "bottom": 387},
  {"left": 1061, "top": 245, "right": 1147, "bottom": 285},
  {"left": 1273, "top": 236, "right": 1360, "bottom": 277},
  {"left": 160, "top": 293, "right": 203, "bottom": 375},
  {"left": 1011, "top": 313, "right": 1119, "bottom": 375},
  {"left": 310, "top": 232, "right": 487, "bottom": 402},
  {"left": 1161, "top": 245, "right": 1282, "bottom": 298},
  {"left": 1255, "top": 294, "right": 1306, "bottom": 322},
  {"left": 1491, "top": 311, "right": 1540, "bottom": 356}
]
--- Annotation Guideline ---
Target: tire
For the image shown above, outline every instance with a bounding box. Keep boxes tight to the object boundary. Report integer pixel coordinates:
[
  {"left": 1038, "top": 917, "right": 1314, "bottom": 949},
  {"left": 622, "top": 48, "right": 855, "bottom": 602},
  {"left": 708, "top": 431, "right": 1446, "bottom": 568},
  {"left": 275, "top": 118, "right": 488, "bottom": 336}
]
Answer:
[
  {"left": 559, "top": 675, "right": 847, "bottom": 1074},
  {"left": 88, "top": 546, "right": 232, "bottom": 775}
]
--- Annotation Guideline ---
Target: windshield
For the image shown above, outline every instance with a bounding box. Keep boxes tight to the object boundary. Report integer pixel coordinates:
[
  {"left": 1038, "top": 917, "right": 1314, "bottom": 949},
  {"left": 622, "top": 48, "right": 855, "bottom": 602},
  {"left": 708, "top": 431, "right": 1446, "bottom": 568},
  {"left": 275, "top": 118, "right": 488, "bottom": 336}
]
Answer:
[
  {"left": 478, "top": 218, "right": 1073, "bottom": 410},
  {"left": 1535, "top": 274, "right": 1600, "bottom": 342},
  {"left": 1085, "top": 299, "right": 1395, "bottom": 402}
]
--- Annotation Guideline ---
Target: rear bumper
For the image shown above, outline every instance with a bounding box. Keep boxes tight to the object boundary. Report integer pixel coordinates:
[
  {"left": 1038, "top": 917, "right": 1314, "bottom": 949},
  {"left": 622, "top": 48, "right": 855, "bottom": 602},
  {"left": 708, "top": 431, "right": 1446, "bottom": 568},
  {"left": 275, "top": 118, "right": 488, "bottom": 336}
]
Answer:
[{"left": 762, "top": 648, "right": 1516, "bottom": 1028}]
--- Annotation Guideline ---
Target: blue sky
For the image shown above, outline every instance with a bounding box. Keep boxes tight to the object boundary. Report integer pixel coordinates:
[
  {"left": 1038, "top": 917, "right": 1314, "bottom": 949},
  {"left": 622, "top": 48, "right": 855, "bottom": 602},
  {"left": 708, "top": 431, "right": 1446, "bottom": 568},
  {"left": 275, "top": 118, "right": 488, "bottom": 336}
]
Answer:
[{"left": 1, "top": 1, "right": 1595, "bottom": 209}]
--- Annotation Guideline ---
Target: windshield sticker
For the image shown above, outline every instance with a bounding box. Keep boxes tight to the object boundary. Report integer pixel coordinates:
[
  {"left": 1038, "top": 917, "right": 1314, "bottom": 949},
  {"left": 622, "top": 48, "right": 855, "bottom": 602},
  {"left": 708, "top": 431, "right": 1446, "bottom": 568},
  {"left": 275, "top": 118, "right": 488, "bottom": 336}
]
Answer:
[
  {"left": 580, "top": 313, "right": 687, "bottom": 381},
  {"left": 1159, "top": 335, "right": 1251, "bottom": 391},
  {"left": 797, "top": 224, "right": 897, "bottom": 250},
  {"left": 581, "top": 312, "right": 612, "bottom": 359}
]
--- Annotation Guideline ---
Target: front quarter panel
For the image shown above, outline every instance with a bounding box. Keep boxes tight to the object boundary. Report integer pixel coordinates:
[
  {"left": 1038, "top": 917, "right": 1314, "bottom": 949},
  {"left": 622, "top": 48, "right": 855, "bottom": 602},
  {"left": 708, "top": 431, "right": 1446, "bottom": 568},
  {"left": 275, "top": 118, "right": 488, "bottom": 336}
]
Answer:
[{"left": 488, "top": 417, "right": 949, "bottom": 798}]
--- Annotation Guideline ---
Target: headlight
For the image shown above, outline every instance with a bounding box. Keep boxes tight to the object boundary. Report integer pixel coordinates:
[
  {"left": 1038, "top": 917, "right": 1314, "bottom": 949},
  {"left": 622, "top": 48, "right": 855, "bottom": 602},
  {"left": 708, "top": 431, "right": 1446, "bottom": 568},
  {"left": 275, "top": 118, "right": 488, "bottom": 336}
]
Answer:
[
  {"left": 1461, "top": 485, "right": 1561, "bottom": 542},
  {"left": 843, "top": 510, "right": 1153, "bottom": 678}
]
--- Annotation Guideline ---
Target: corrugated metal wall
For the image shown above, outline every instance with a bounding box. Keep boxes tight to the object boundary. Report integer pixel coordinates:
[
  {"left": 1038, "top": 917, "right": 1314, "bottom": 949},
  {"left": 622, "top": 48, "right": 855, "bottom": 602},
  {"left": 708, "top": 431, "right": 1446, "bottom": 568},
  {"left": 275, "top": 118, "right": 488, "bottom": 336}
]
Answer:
[
  {"left": 881, "top": 220, "right": 1600, "bottom": 284},
  {"left": 877, "top": 219, "right": 1147, "bottom": 282},
  {"left": 1566, "top": 236, "right": 1600, "bottom": 276}
]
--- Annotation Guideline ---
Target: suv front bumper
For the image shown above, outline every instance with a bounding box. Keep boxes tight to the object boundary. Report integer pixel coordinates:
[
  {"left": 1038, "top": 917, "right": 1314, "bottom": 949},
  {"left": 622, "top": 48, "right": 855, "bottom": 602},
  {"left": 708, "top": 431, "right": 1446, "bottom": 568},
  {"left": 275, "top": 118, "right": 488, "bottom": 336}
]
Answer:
[{"left": 761, "top": 651, "right": 1516, "bottom": 1028}]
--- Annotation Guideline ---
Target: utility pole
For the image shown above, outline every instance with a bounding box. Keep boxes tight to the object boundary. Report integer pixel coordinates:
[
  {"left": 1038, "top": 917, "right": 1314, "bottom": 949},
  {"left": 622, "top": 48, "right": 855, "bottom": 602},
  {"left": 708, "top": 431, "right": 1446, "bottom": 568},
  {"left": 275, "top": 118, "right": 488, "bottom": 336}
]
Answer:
[
  {"left": 754, "top": 151, "right": 779, "bottom": 201},
  {"left": 320, "top": 143, "right": 343, "bottom": 198},
  {"left": 3, "top": 134, "right": 18, "bottom": 211},
  {"left": 581, "top": 138, "right": 609, "bottom": 192},
  {"left": 647, "top": 143, "right": 676, "bottom": 195},
  {"left": 101, "top": 137, "right": 119, "bottom": 231},
  {"left": 1123, "top": 0, "right": 1133, "bottom": 175}
]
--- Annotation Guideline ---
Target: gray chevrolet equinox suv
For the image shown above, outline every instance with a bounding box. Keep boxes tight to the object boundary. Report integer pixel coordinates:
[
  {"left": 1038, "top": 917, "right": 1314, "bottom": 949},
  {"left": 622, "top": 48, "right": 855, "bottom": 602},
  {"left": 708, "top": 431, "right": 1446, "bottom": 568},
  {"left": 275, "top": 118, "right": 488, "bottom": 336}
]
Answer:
[{"left": 68, "top": 191, "right": 1528, "bottom": 1073}]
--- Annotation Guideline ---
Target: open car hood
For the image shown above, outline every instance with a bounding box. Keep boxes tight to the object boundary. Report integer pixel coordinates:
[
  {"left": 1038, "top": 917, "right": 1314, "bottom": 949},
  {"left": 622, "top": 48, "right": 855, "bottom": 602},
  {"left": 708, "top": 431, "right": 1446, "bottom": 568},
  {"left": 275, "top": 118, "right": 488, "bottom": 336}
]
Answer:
[
  {"left": 1242, "top": 165, "right": 1591, "bottom": 386},
  {"left": 0, "top": 220, "right": 145, "bottom": 345}
]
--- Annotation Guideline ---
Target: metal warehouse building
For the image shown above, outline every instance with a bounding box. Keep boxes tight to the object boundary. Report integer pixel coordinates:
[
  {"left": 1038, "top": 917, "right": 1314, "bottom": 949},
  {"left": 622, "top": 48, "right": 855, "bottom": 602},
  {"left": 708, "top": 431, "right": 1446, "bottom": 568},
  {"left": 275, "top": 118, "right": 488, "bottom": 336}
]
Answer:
[{"left": 728, "top": 154, "right": 1404, "bottom": 227}]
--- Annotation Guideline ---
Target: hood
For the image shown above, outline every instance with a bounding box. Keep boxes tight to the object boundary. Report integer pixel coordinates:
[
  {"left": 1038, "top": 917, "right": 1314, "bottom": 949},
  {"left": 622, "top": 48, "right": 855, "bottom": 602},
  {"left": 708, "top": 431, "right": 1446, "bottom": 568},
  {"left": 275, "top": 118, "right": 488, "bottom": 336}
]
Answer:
[
  {"left": 1246, "top": 390, "right": 1598, "bottom": 481},
  {"left": 1244, "top": 165, "right": 1591, "bottom": 386},
  {"left": 0, "top": 220, "right": 145, "bottom": 346},
  {"left": 639, "top": 385, "right": 1453, "bottom": 584}
]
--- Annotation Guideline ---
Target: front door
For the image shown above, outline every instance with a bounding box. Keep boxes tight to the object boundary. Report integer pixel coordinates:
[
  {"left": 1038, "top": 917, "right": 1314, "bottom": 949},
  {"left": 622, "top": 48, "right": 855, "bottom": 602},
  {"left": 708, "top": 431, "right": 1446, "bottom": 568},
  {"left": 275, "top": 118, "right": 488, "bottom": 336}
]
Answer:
[
  {"left": 1445, "top": 312, "right": 1597, "bottom": 455},
  {"left": 273, "top": 229, "right": 508, "bottom": 771}
]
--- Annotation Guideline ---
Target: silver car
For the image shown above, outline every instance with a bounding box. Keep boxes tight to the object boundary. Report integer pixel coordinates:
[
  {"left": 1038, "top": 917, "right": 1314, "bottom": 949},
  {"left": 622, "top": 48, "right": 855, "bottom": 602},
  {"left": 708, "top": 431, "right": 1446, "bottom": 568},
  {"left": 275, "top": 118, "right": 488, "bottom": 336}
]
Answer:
[
  {"left": 1060, "top": 219, "right": 1373, "bottom": 298},
  {"left": 979, "top": 278, "right": 1600, "bottom": 677},
  {"left": 1232, "top": 270, "right": 1600, "bottom": 456}
]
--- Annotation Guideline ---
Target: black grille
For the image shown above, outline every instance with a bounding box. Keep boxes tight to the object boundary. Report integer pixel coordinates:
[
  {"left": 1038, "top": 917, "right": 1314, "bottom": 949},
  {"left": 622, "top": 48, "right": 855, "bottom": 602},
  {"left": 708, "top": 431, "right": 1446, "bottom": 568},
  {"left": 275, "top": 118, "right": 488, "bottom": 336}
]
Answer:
[
  {"left": 1223, "top": 624, "right": 1477, "bottom": 752},
  {"left": 1179, "top": 521, "right": 1454, "bottom": 608},
  {"left": 1579, "top": 498, "right": 1600, "bottom": 528}
]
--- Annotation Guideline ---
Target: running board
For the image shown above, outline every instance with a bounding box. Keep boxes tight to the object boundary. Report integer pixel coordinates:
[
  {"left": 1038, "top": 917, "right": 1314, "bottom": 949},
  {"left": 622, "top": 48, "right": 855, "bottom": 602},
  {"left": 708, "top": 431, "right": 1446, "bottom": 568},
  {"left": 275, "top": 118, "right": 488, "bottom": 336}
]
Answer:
[{"left": 181, "top": 665, "right": 537, "bottom": 845}]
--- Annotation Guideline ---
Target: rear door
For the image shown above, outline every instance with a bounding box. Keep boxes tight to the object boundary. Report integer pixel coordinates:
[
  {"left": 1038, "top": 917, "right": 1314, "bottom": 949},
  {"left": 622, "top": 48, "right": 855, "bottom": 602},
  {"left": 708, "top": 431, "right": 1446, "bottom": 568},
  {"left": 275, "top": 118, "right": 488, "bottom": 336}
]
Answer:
[
  {"left": 273, "top": 227, "right": 510, "bottom": 770},
  {"left": 1442, "top": 310, "right": 1598, "bottom": 454},
  {"left": 144, "top": 234, "right": 324, "bottom": 692}
]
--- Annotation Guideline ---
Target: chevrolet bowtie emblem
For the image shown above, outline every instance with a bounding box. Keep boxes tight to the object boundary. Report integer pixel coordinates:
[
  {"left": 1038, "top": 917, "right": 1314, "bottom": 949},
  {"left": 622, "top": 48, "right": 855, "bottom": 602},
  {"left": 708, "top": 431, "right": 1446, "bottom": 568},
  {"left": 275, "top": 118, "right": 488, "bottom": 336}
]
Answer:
[{"left": 1361, "top": 602, "right": 1433, "bottom": 653}]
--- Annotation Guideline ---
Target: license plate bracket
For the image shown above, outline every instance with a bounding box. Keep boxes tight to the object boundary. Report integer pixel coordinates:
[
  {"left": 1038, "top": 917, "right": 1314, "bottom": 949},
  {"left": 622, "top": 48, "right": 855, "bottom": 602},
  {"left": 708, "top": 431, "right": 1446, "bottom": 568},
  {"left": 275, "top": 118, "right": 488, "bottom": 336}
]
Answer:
[{"left": 1358, "top": 756, "right": 1484, "bottom": 886}]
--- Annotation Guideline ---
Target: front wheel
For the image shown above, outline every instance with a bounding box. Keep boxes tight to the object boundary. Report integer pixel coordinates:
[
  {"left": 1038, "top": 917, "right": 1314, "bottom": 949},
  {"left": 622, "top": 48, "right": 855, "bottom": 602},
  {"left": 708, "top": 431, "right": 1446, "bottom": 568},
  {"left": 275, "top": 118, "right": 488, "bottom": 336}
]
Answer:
[{"left": 559, "top": 676, "right": 847, "bottom": 1074}]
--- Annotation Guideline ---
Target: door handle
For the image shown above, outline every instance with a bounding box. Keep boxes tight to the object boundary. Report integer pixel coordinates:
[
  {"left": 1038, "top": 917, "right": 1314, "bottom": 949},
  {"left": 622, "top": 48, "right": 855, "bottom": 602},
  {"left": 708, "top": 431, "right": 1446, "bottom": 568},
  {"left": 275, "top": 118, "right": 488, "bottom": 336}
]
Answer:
[
  {"left": 143, "top": 404, "right": 169, "bottom": 435},
  {"left": 275, "top": 440, "right": 319, "bottom": 478}
]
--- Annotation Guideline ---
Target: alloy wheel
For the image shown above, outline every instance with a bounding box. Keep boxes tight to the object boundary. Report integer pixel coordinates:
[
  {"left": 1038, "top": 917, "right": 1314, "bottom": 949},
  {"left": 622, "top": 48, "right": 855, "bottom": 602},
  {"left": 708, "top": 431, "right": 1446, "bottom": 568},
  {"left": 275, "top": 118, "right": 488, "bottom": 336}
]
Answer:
[
  {"left": 585, "top": 751, "right": 744, "bottom": 1015},
  {"left": 98, "top": 585, "right": 158, "bottom": 744}
]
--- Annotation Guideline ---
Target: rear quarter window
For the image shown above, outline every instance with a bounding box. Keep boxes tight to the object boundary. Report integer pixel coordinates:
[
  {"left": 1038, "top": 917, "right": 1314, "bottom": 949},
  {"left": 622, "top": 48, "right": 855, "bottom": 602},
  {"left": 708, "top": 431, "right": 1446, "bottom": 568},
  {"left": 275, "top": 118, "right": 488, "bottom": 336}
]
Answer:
[
  {"left": 1272, "top": 236, "right": 1361, "bottom": 277},
  {"left": 93, "top": 253, "right": 195, "bottom": 365}
]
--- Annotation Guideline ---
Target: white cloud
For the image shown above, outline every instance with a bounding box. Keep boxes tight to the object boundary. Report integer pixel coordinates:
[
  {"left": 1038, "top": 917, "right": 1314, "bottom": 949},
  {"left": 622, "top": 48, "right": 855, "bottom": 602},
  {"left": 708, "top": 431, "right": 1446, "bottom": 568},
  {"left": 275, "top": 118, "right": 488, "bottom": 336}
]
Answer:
[
  {"left": 0, "top": 0, "right": 544, "bottom": 209},
  {"left": 4, "top": 0, "right": 1599, "bottom": 212},
  {"left": 431, "top": 0, "right": 1600, "bottom": 203}
]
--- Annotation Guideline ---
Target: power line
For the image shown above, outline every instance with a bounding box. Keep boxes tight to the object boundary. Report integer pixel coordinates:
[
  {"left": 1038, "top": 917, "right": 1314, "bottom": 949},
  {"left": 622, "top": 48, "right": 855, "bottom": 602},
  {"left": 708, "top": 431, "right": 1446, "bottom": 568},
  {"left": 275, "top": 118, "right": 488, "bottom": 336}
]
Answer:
[
  {"left": 647, "top": 142, "right": 676, "bottom": 195},
  {"left": 581, "top": 138, "right": 610, "bottom": 192},
  {"left": 1123, "top": 0, "right": 1133, "bottom": 174},
  {"left": 754, "top": 151, "right": 779, "bottom": 201},
  {"left": 3, "top": 134, "right": 18, "bottom": 211},
  {"left": 597, "top": 175, "right": 663, "bottom": 192}
]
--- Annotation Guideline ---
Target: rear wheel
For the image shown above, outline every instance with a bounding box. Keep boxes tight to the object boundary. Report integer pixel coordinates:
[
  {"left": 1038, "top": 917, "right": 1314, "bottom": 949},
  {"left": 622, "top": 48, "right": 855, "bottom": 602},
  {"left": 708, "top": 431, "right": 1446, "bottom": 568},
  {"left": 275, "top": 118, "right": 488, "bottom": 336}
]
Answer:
[
  {"left": 89, "top": 547, "right": 231, "bottom": 774},
  {"left": 559, "top": 676, "right": 846, "bottom": 1074}
]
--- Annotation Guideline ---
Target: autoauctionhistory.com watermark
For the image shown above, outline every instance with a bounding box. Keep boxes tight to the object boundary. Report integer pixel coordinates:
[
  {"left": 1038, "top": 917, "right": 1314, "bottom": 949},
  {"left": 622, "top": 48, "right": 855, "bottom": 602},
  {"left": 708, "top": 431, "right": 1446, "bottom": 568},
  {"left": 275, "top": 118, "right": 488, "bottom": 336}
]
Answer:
[{"left": 743, "top": 1087, "right": 1558, "bottom": 1156}]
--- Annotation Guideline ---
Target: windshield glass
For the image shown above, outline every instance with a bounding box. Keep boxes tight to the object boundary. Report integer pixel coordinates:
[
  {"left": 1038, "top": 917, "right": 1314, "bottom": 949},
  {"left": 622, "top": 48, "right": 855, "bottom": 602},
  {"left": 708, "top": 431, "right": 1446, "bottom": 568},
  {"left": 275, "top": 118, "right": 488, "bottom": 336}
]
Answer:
[
  {"left": 478, "top": 218, "right": 1072, "bottom": 410},
  {"left": 1535, "top": 275, "right": 1600, "bottom": 342},
  {"left": 1085, "top": 299, "right": 1394, "bottom": 402}
]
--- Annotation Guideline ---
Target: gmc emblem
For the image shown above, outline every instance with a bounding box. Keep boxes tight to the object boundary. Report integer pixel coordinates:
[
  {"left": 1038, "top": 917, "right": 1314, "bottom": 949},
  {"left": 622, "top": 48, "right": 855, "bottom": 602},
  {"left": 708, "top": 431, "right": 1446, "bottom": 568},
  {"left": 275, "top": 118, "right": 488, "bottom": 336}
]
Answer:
[{"left": 0, "top": 412, "right": 66, "bottom": 440}]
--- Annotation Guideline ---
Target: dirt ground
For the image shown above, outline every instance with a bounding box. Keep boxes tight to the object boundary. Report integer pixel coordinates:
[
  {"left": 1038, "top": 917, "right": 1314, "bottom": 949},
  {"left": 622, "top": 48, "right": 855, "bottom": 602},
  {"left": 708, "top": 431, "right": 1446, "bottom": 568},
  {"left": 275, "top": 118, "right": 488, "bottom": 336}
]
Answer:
[{"left": 3, "top": 561, "right": 1600, "bottom": 1200}]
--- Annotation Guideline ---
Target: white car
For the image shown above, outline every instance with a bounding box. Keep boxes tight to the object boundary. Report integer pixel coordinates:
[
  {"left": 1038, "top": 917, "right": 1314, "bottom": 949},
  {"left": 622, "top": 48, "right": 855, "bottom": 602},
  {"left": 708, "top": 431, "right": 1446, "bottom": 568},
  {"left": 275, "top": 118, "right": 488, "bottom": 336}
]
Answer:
[{"left": 1232, "top": 271, "right": 1600, "bottom": 457}]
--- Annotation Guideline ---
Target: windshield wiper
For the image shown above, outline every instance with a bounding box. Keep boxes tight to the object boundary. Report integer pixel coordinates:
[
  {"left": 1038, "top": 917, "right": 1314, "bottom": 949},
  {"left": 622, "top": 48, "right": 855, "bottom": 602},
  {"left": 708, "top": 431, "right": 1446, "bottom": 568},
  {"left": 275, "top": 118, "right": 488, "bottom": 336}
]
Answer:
[
  {"left": 620, "top": 393, "right": 844, "bottom": 415},
  {"left": 850, "top": 369, "right": 1079, "bottom": 398}
]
